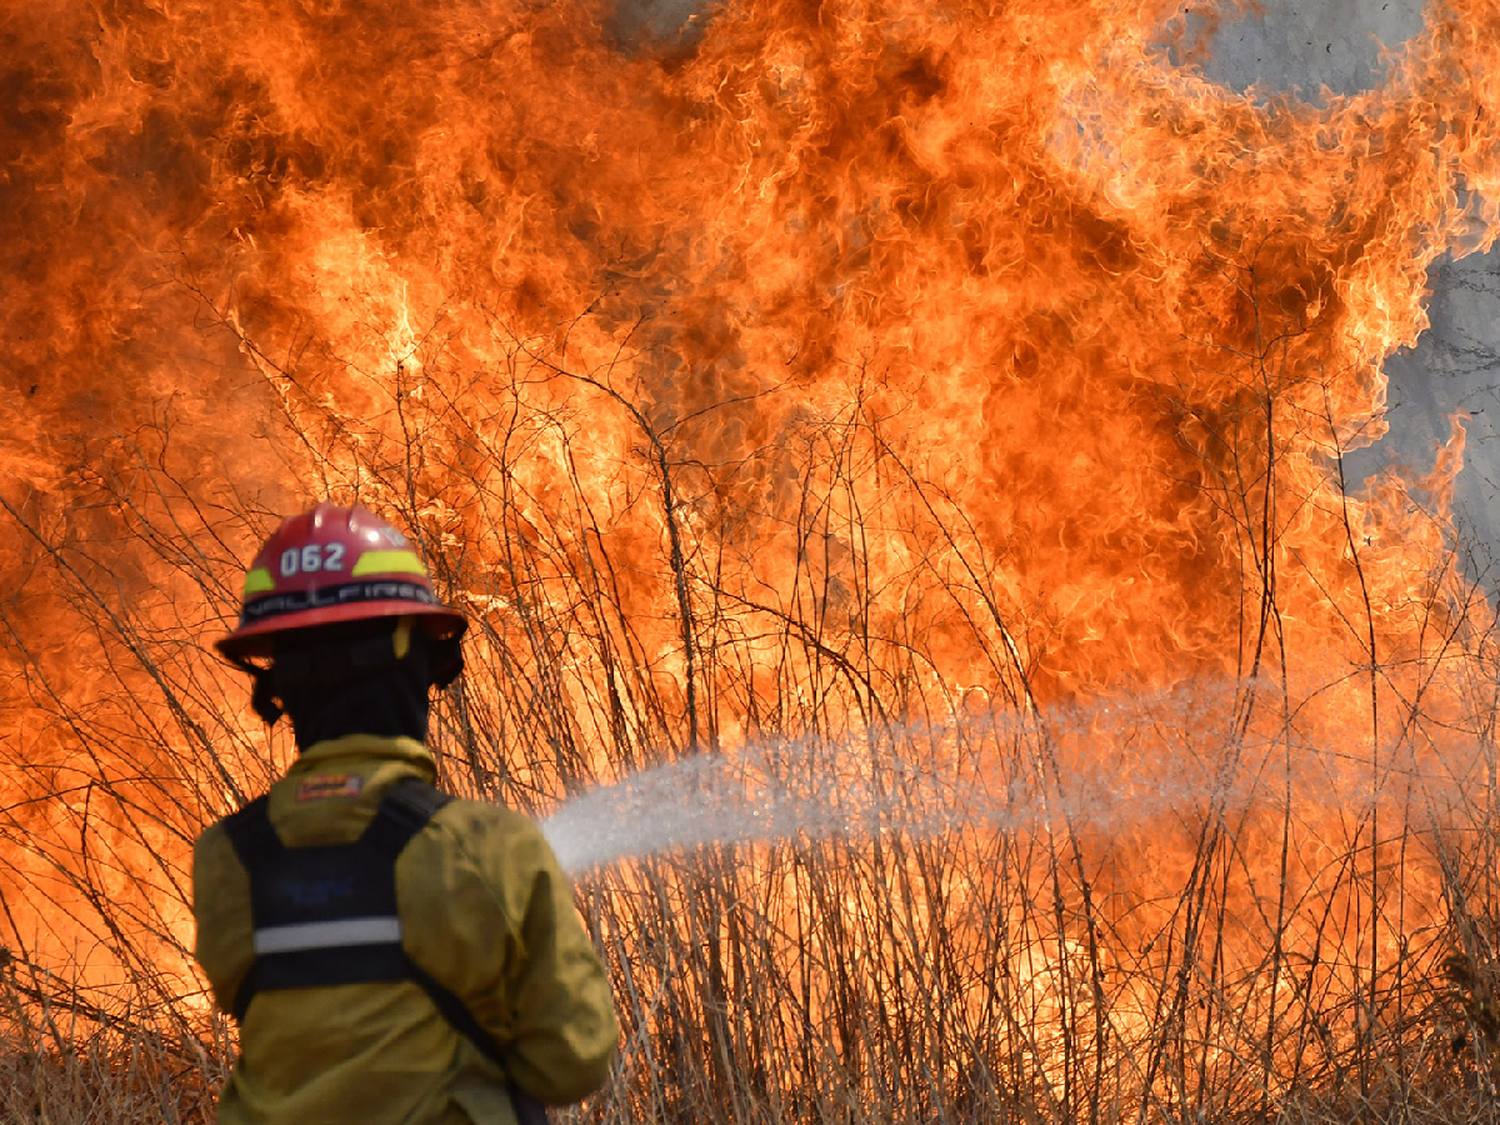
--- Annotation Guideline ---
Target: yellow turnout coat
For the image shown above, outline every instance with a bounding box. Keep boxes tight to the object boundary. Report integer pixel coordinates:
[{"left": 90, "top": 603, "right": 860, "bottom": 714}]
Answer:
[{"left": 192, "top": 734, "right": 618, "bottom": 1124}]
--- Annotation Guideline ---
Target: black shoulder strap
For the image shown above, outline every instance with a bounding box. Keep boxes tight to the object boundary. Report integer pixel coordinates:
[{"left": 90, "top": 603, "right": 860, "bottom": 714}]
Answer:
[
  {"left": 221, "top": 793, "right": 286, "bottom": 1020},
  {"left": 224, "top": 777, "right": 450, "bottom": 868},
  {"left": 374, "top": 784, "right": 545, "bottom": 1118},
  {"left": 222, "top": 793, "right": 280, "bottom": 869},
  {"left": 404, "top": 959, "right": 550, "bottom": 1125},
  {"left": 368, "top": 775, "right": 454, "bottom": 848},
  {"left": 372, "top": 783, "right": 506, "bottom": 1062}
]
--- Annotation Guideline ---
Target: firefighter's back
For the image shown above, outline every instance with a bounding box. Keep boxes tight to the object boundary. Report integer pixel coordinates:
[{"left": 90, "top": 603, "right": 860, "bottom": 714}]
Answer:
[
  {"left": 195, "top": 736, "right": 613, "bottom": 1125},
  {"left": 228, "top": 979, "right": 488, "bottom": 1125}
]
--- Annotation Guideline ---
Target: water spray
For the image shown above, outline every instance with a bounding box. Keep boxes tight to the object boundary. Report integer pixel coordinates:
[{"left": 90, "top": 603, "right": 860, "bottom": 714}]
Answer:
[{"left": 541, "top": 681, "right": 1474, "bottom": 876}]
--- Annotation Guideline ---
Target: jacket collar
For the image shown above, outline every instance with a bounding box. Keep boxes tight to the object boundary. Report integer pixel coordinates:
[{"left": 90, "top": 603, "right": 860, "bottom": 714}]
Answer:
[{"left": 288, "top": 733, "right": 438, "bottom": 781}]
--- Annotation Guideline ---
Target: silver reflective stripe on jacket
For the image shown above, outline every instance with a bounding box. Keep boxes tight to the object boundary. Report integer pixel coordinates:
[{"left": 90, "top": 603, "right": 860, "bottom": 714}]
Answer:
[{"left": 253, "top": 916, "right": 403, "bottom": 955}]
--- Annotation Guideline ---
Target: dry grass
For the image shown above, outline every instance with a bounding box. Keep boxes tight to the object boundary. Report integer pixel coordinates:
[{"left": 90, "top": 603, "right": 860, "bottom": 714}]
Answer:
[{"left": 0, "top": 955, "right": 226, "bottom": 1124}]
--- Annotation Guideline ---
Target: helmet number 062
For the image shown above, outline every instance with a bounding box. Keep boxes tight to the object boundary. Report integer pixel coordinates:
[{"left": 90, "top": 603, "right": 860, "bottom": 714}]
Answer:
[{"left": 280, "top": 543, "right": 347, "bottom": 577}]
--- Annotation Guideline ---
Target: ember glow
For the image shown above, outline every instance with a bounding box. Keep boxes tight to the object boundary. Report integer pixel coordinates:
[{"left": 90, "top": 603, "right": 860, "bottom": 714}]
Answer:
[{"left": 3, "top": 0, "right": 1499, "bottom": 1114}]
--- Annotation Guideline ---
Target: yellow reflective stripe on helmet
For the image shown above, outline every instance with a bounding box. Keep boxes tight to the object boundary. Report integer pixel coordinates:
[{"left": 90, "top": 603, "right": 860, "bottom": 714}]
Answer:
[
  {"left": 351, "top": 549, "right": 429, "bottom": 578},
  {"left": 243, "top": 567, "right": 277, "bottom": 596}
]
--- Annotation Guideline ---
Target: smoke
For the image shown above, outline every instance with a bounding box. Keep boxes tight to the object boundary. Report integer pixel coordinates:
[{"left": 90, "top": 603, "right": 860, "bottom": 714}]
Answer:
[
  {"left": 1204, "top": 0, "right": 1425, "bottom": 99},
  {"left": 1206, "top": 0, "right": 1500, "bottom": 569},
  {"left": 607, "top": 0, "right": 722, "bottom": 48}
]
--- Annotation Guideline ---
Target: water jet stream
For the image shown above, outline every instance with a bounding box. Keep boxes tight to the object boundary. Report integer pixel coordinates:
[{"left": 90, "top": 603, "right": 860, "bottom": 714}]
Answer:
[{"left": 541, "top": 686, "right": 1478, "bottom": 875}]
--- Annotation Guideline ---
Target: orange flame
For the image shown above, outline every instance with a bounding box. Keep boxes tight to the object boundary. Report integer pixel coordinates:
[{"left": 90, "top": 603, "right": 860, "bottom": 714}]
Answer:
[{"left": 2, "top": 0, "right": 1499, "bottom": 1110}]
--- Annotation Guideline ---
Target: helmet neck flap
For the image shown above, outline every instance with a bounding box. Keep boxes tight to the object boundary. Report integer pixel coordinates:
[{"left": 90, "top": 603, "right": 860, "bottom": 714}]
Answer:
[{"left": 251, "top": 617, "right": 460, "bottom": 752}]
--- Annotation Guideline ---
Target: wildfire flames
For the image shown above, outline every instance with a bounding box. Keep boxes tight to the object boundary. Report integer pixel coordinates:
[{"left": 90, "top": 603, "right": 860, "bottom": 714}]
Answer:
[{"left": 3, "top": 0, "right": 1500, "bottom": 1115}]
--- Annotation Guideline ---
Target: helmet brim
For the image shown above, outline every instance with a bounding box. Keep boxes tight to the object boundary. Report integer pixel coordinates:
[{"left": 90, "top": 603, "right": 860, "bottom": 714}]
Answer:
[{"left": 215, "top": 601, "right": 467, "bottom": 664}]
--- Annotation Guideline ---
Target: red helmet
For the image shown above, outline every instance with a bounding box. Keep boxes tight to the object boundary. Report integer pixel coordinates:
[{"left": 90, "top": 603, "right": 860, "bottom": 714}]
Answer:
[{"left": 217, "top": 503, "right": 466, "bottom": 663}]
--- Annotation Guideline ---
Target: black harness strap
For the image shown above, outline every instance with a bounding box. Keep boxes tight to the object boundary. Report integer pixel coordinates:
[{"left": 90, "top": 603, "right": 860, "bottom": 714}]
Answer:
[{"left": 221, "top": 777, "right": 511, "bottom": 1073}]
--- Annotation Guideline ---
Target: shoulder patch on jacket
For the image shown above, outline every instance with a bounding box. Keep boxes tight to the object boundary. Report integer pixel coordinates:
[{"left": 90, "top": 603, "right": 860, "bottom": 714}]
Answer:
[{"left": 296, "top": 774, "right": 364, "bottom": 802}]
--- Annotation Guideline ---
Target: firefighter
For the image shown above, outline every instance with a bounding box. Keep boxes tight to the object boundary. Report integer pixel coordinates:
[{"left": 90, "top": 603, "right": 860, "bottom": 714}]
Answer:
[{"left": 192, "top": 502, "right": 618, "bottom": 1125}]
